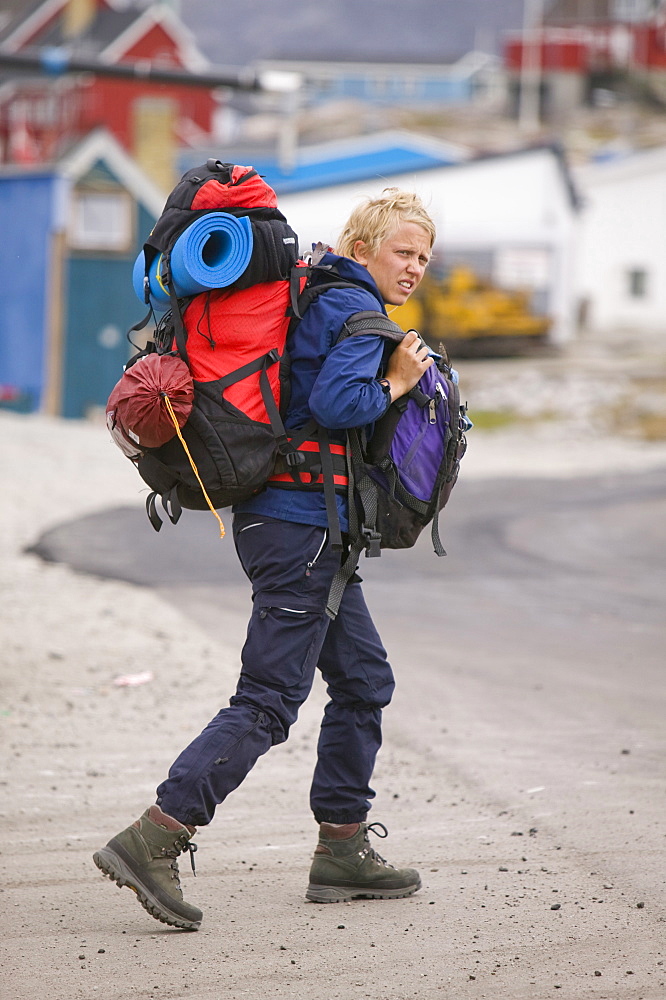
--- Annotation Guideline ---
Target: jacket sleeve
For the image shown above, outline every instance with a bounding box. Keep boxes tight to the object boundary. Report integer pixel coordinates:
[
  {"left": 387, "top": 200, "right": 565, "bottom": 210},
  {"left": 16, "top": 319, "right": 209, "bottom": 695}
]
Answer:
[{"left": 309, "top": 332, "right": 391, "bottom": 430}]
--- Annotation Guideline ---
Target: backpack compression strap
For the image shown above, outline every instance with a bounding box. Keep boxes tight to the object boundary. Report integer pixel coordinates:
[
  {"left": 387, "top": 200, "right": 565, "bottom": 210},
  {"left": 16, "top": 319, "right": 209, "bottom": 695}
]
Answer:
[
  {"left": 325, "top": 426, "right": 381, "bottom": 619},
  {"left": 158, "top": 252, "right": 191, "bottom": 368}
]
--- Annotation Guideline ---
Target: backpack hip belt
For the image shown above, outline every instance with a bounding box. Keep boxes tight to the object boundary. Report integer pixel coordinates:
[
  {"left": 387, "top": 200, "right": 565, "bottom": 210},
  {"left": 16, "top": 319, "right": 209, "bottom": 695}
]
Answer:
[{"left": 269, "top": 438, "right": 348, "bottom": 490}]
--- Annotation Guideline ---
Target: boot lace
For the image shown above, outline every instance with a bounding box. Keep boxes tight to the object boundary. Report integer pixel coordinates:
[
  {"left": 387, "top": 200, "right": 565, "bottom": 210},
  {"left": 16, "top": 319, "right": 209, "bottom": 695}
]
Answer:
[
  {"left": 361, "top": 822, "right": 394, "bottom": 869},
  {"left": 183, "top": 840, "right": 198, "bottom": 876},
  {"left": 162, "top": 836, "right": 198, "bottom": 882}
]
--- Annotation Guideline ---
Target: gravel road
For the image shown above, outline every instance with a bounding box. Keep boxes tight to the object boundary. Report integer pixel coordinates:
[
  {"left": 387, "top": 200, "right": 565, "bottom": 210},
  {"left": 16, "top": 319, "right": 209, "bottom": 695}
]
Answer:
[{"left": 2, "top": 333, "right": 665, "bottom": 1000}]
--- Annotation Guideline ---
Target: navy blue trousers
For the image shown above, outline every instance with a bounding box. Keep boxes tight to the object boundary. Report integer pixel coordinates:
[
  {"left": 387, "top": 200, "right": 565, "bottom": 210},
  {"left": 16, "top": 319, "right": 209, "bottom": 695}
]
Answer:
[{"left": 156, "top": 514, "right": 395, "bottom": 828}]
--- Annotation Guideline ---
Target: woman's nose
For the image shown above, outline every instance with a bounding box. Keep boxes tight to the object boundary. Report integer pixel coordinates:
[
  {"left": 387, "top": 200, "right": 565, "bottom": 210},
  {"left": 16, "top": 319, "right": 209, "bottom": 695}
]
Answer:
[{"left": 407, "top": 256, "right": 424, "bottom": 277}]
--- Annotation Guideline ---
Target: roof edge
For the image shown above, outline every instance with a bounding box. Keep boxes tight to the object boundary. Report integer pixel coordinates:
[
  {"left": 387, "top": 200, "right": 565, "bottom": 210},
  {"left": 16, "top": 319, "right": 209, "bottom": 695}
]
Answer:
[
  {"left": 99, "top": 5, "right": 209, "bottom": 72},
  {"left": 0, "top": 0, "right": 67, "bottom": 53},
  {"left": 57, "top": 126, "right": 165, "bottom": 215}
]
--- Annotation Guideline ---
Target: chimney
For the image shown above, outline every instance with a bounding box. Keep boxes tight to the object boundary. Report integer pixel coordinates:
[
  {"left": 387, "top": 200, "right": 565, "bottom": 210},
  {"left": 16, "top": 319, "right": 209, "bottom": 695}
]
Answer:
[
  {"left": 63, "top": 0, "right": 96, "bottom": 39},
  {"left": 132, "top": 97, "right": 177, "bottom": 196}
]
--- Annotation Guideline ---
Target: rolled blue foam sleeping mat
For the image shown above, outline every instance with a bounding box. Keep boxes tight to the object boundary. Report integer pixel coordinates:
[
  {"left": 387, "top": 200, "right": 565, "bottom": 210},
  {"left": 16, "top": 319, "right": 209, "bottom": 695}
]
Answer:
[{"left": 132, "top": 213, "right": 254, "bottom": 310}]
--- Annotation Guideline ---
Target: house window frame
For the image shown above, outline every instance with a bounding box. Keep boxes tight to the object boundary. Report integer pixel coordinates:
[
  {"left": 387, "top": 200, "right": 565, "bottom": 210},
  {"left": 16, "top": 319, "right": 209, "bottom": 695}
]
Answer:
[{"left": 68, "top": 187, "right": 135, "bottom": 254}]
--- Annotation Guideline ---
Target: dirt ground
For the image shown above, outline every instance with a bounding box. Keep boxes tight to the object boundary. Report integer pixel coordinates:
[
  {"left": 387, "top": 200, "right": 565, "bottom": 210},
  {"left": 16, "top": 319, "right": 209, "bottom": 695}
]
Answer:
[{"left": 1, "top": 331, "right": 665, "bottom": 1000}]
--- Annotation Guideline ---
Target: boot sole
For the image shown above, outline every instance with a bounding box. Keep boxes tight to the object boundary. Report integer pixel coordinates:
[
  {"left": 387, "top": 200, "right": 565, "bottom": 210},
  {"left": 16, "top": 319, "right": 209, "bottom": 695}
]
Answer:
[
  {"left": 93, "top": 845, "right": 201, "bottom": 931},
  {"left": 305, "top": 879, "right": 421, "bottom": 903}
]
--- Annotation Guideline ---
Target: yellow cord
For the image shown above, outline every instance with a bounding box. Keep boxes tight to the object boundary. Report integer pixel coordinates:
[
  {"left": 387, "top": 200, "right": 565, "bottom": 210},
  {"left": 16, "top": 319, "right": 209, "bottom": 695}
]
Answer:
[{"left": 162, "top": 393, "right": 225, "bottom": 539}]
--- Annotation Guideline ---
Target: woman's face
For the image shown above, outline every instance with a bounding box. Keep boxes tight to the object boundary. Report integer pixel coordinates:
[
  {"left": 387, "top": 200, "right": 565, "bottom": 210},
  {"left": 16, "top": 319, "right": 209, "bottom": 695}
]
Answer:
[{"left": 353, "top": 221, "right": 431, "bottom": 306}]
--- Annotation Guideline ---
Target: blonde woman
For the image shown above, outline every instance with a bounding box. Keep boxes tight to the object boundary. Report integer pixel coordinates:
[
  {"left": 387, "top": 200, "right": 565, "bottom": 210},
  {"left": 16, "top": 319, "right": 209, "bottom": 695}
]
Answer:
[{"left": 94, "top": 188, "right": 436, "bottom": 928}]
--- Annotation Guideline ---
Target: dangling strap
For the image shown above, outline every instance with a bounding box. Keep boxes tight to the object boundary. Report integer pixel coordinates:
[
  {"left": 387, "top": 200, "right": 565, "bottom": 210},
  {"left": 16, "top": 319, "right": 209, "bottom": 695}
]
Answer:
[
  {"left": 317, "top": 426, "right": 343, "bottom": 553},
  {"left": 347, "top": 428, "right": 382, "bottom": 559},
  {"left": 289, "top": 263, "right": 309, "bottom": 320},
  {"left": 161, "top": 393, "right": 225, "bottom": 539},
  {"left": 146, "top": 492, "right": 163, "bottom": 532},
  {"left": 325, "top": 428, "right": 381, "bottom": 620},
  {"left": 126, "top": 269, "right": 157, "bottom": 351},
  {"left": 145, "top": 486, "right": 182, "bottom": 533},
  {"left": 430, "top": 494, "right": 447, "bottom": 557},
  {"left": 126, "top": 305, "right": 154, "bottom": 349},
  {"left": 378, "top": 453, "right": 447, "bottom": 558}
]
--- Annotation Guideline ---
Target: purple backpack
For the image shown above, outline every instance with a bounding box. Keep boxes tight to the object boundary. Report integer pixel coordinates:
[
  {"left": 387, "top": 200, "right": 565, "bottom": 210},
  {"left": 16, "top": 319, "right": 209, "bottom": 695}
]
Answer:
[
  {"left": 324, "top": 311, "right": 468, "bottom": 617},
  {"left": 326, "top": 311, "right": 471, "bottom": 618},
  {"left": 361, "top": 350, "right": 467, "bottom": 553}
]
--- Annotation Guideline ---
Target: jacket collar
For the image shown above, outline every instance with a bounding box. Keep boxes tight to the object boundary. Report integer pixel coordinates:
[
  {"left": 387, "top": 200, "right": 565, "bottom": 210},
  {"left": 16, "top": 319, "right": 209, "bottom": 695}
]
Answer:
[{"left": 316, "top": 250, "right": 385, "bottom": 310}]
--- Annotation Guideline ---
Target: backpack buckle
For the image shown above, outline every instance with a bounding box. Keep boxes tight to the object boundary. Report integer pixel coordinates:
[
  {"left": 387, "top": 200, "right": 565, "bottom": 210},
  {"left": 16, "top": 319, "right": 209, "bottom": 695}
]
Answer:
[
  {"left": 361, "top": 526, "right": 382, "bottom": 558},
  {"left": 285, "top": 449, "right": 305, "bottom": 467}
]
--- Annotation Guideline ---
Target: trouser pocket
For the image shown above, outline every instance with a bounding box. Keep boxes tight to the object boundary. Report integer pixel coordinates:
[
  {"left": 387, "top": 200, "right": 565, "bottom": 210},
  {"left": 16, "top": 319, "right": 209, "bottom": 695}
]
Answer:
[
  {"left": 233, "top": 515, "right": 338, "bottom": 604},
  {"left": 233, "top": 602, "right": 331, "bottom": 741}
]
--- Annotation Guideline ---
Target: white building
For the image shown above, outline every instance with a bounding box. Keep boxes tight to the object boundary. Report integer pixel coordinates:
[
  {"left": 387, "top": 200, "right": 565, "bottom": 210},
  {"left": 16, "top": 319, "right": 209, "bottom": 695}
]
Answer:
[
  {"left": 255, "top": 51, "right": 505, "bottom": 109},
  {"left": 278, "top": 144, "right": 581, "bottom": 345},
  {"left": 575, "top": 146, "right": 666, "bottom": 337}
]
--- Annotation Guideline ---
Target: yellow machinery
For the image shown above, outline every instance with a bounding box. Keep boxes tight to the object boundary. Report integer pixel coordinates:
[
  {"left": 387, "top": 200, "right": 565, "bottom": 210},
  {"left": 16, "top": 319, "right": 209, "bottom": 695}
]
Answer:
[{"left": 390, "top": 266, "right": 551, "bottom": 357}]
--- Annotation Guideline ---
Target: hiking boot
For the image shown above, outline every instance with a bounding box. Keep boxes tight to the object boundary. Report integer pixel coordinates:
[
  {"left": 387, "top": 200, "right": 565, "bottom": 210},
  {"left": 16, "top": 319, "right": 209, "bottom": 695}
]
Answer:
[
  {"left": 93, "top": 805, "right": 202, "bottom": 930},
  {"left": 306, "top": 821, "right": 421, "bottom": 903}
]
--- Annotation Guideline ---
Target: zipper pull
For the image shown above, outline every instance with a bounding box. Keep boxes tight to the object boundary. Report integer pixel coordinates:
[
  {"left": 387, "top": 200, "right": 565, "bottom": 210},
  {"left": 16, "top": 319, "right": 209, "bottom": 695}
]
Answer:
[{"left": 429, "top": 398, "right": 437, "bottom": 424}]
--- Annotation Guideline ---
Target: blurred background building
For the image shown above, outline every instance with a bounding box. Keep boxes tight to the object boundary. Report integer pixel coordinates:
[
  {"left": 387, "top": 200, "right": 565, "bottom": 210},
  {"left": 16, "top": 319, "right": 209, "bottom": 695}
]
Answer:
[
  {"left": 0, "top": 0, "right": 214, "bottom": 191},
  {"left": 0, "top": 0, "right": 665, "bottom": 415},
  {"left": 0, "top": 128, "right": 162, "bottom": 415}
]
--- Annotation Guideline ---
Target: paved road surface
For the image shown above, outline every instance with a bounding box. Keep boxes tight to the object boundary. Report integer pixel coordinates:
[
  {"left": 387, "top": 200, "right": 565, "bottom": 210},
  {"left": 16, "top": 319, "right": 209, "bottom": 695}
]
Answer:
[{"left": 24, "top": 469, "right": 666, "bottom": 999}]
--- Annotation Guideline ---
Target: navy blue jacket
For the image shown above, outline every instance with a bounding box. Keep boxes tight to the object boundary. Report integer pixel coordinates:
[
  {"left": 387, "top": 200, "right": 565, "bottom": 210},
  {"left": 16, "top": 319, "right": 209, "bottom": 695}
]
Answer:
[{"left": 234, "top": 252, "right": 394, "bottom": 530}]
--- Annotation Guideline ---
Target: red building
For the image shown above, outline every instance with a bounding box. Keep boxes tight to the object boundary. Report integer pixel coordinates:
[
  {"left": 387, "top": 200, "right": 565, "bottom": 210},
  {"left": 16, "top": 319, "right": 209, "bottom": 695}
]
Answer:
[
  {"left": 504, "top": 0, "right": 666, "bottom": 116},
  {"left": 0, "top": 0, "right": 218, "bottom": 186}
]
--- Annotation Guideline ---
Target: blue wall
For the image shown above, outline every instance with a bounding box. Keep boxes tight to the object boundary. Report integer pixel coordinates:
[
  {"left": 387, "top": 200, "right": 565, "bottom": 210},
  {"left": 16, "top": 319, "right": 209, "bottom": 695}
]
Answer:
[
  {"left": 0, "top": 174, "right": 56, "bottom": 410},
  {"left": 0, "top": 169, "right": 158, "bottom": 418},
  {"left": 61, "top": 203, "right": 155, "bottom": 419}
]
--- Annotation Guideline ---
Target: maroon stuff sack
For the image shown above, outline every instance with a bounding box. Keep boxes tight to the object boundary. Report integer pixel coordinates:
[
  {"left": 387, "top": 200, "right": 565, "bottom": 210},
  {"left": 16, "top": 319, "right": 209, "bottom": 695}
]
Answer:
[{"left": 106, "top": 353, "right": 193, "bottom": 455}]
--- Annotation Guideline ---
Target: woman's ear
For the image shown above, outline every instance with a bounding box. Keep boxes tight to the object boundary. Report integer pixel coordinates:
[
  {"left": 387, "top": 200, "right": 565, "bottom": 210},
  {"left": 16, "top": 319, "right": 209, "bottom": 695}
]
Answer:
[{"left": 353, "top": 240, "right": 369, "bottom": 266}]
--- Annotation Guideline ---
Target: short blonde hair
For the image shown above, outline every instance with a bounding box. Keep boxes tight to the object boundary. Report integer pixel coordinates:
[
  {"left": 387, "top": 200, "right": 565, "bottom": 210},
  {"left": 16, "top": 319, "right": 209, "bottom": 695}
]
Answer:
[{"left": 336, "top": 187, "right": 436, "bottom": 260}]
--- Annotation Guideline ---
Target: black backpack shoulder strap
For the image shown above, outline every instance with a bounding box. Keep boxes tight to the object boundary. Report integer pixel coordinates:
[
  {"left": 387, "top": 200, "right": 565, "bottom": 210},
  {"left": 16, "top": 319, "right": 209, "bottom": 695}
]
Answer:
[
  {"left": 291, "top": 272, "right": 362, "bottom": 321},
  {"left": 289, "top": 251, "right": 381, "bottom": 322},
  {"left": 338, "top": 311, "right": 405, "bottom": 344}
]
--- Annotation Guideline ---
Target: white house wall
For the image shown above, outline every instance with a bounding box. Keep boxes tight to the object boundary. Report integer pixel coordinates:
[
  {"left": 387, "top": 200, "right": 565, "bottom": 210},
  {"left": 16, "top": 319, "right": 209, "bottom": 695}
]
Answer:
[
  {"left": 576, "top": 149, "right": 666, "bottom": 336},
  {"left": 279, "top": 147, "right": 578, "bottom": 343}
]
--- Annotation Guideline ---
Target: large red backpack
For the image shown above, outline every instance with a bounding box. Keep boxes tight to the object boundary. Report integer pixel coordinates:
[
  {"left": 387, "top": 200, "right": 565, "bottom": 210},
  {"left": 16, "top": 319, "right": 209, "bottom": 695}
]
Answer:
[{"left": 107, "top": 160, "right": 323, "bottom": 532}]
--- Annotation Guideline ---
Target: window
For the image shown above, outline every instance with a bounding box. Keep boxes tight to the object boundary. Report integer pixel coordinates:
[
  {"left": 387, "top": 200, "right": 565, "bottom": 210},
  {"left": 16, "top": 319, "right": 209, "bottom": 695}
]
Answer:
[
  {"left": 627, "top": 268, "right": 648, "bottom": 299},
  {"left": 69, "top": 189, "right": 133, "bottom": 252}
]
